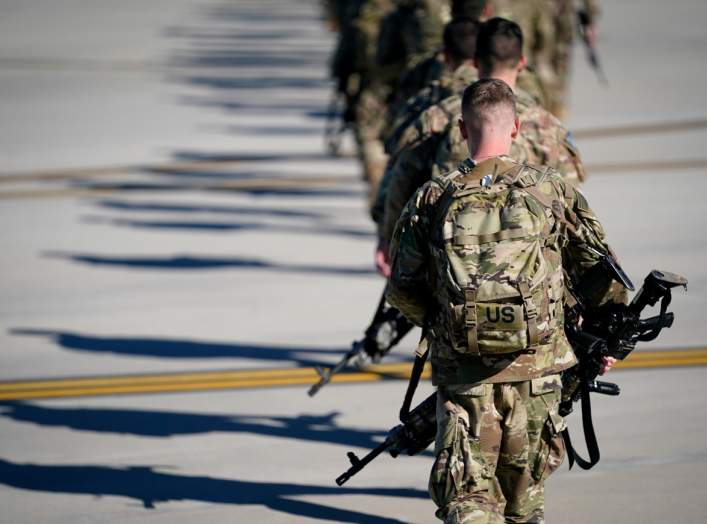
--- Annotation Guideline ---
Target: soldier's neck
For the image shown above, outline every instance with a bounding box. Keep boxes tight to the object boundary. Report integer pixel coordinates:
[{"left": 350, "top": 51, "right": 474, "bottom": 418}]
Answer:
[
  {"left": 471, "top": 142, "right": 511, "bottom": 164},
  {"left": 486, "top": 68, "right": 518, "bottom": 92}
]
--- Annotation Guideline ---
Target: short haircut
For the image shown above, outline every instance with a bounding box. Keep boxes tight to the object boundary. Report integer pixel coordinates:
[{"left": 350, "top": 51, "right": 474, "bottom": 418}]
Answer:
[
  {"left": 451, "top": 0, "right": 487, "bottom": 20},
  {"left": 443, "top": 18, "right": 481, "bottom": 63},
  {"left": 461, "top": 78, "right": 516, "bottom": 124},
  {"left": 474, "top": 17, "right": 523, "bottom": 72}
]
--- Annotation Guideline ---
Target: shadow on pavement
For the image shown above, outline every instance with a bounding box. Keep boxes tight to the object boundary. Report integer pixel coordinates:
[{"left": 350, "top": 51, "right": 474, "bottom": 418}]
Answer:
[
  {"left": 44, "top": 252, "right": 376, "bottom": 275},
  {"left": 0, "top": 457, "right": 424, "bottom": 522},
  {"left": 72, "top": 180, "right": 362, "bottom": 198},
  {"left": 10, "top": 329, "right": 349, "bottom": 367},
  {"left": 82, "top": 215, "right": 374, "bottom": 239},
  {"left": 0, "top": 403, "right": 387, "bottom": 449},
  {"left": 94, "top": 199, "right": 327, "bottom": 220}
]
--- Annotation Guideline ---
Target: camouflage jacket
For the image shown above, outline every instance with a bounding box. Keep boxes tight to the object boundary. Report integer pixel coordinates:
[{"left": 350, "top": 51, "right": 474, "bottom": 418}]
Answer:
[
  {"left": 376, "top": 0, "right": 448, "bottom": 83},
  {"left": 387, "top": 155, "right": 623, "bottom": 385},
  {"left": 385, "top": 61, "right": 478, "bottom": 153},
  {"left": 380, "top": 87, "right": 585, "bottom": 245}
]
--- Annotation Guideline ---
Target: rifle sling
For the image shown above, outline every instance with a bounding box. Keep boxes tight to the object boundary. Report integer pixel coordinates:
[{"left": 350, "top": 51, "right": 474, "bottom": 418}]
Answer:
[
  {"left": 562, "top": 375, "right": 601, "bottom": 470},
  {"left": 399, "top": 332, "right": 429, "bottom": 423}
]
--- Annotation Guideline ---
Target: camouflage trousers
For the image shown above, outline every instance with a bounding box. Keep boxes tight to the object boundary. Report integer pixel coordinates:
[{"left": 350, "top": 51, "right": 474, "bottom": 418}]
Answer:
[{"left": 430, "top": 375, "right": 566, "bottom": 524}]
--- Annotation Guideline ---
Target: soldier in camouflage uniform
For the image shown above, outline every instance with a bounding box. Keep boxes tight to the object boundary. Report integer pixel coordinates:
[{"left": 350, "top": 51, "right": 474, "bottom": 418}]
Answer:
[
  {"left": 488, "top": 0, "right": 601, "bottom": 118},
  {"left": 343, "top": 0, "right": 451, "bottom": 205},
  {"left": 377, "top": 17, "right": 585, "bottom": 270},
  {"left": 386, "top": 78, "right": 623, "bottom": 523},
  {"left": 372, "top": 17, "right": 480, "bottom": 275}
]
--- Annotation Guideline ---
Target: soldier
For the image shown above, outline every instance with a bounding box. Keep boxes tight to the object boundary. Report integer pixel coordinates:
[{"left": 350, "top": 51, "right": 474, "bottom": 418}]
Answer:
[
  {"left": 376, "top": 17, "right": 584, "bottom": 275},
  {"left": 386, "top": 78, "right": 622, "bottom": 523},
  {"left": 372, "top": 16, "right": 480, "bottom": 274},
  {"left": 489, "top": 0, "right": 601, "bottom": 118},
  {"left": 390, "top": 0, "right": 489, "bottom": 113}
]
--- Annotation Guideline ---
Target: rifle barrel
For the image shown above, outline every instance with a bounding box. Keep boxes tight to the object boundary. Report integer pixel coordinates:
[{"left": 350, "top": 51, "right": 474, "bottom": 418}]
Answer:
[{"left": 335, "top": 440, "right": 390, "bottom": 486}]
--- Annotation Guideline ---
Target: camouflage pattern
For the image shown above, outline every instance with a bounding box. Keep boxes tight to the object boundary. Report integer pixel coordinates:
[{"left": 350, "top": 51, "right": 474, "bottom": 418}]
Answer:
[
  {"left": 488, "top": 0, "right": 601, "bottom": 119},
  {"left": 433, "top": 88, "right": 585, "bottom": 184},
  {"left": 424, "top": 159, "right": 567, "bottom": 359},
  {"left": 394, "top": 51, "right": 447, "bottom": 117},
  {"left": 377, "top": 0, "right": 449, "bottom": 81},
  {"left": 339, "top": 0, "right": 396, "bottom": 203},
  {"left": 372, "top": 61, "right": 478, "bottom": 227},
  {"left": 380, "top": 93, "right": 462, "bottom": 243},
  {"left": 385, "top": 61, "right": 478, "bottom": 155},
  {"left": 379, "top": 86, "right": 584, "bottom": 246},
  {"left": 387, "top": 155, "right": 621, "bottom": 384},
  {"left": 431, "top": 375, "right": 566, "bottom": 522}
]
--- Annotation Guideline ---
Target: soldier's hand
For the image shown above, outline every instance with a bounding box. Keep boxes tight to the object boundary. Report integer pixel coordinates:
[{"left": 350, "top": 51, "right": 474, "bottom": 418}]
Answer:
[
  {"left": 375, "top": 240, "right": 391, "bottom": 278},
  {"left": 598, "top": 356, "right": 616, "bottom": 375},
  {"left": 584, "top": 24, "right": 598, "bottom": 48}
]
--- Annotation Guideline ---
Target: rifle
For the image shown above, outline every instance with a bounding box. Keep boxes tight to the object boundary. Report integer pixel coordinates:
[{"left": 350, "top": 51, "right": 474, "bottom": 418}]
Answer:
[
  {"left": 308, "top": 290, "right": 415, "bottom": 397},
  {"left": 560, "top": 267, "right": 688, "bottom": 468},
  {"left": 336, "top": 391, "right": 437, "bottom": 486},
  {"left": 577, "top": 10, "right": 609, "bottom": 87}
]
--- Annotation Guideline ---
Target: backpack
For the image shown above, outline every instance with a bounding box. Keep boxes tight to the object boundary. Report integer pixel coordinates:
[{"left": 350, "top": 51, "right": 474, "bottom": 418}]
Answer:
[{"left": 428, "top": 159, "right": 566, "bottom": 356}]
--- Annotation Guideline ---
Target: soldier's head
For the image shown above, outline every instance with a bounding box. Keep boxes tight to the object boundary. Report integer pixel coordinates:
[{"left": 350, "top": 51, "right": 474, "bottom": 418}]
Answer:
[
  {"left": 474, "top": 17, "right": 526, "bottom": 80},
  {"left": 451, "top": 0, "right": 489, "bottom": 21},
  {"left": 443, "top": 18, "right": 481, "bottom": 69},
  {"left": 458, "top": 78, "right": 519, "bottom": 158}
]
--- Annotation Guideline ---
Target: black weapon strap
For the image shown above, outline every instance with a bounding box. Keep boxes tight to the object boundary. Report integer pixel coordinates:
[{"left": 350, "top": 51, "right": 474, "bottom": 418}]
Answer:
[
  {"left": 562, "top": 371, "right": 601, "bottom": 470},
  {"left": 399, "top": 330, "right": 429, "bottom": 423}
]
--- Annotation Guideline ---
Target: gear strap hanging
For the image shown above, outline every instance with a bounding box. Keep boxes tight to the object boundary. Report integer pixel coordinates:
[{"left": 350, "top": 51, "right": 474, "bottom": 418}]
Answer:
[
  {"left": 399, "top": 330, "right": 429, "bottom": 423},
  {"left": 562, "top": 370, "right": 601, "bottom": 470}
]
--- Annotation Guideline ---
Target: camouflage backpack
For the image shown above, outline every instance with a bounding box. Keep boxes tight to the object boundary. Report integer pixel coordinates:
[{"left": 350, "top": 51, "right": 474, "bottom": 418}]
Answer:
[{"left": 429, "top": 157, "right": 565, "bottom": 356}]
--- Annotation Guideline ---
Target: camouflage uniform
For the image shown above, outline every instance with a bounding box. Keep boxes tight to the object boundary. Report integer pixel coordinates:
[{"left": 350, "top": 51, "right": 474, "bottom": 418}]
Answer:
[
  {"left": 386, "top": 155, "right": 623, "bottom": 522},
  {"left": 379, "top": 87, "right": 584, "bottom": 246},
  {"left": 386, "top": 61, "right": 479, "bottom": 155},
  {"left": 489, "top": 0, "right": 601, "bottom": 118},
  {"left": 372, "top": 61, "right": 477, "bottom": 229},
  {"left": 350, "top": 0, "right": 449, "bottom": 204}
]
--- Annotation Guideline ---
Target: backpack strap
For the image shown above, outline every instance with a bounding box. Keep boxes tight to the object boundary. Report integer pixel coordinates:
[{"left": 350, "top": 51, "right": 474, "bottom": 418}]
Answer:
[
  {"left": 518, "top": 279, "right": 540, "bottom": 348},
  {"left": 464, "top": 287, "right": 480, "bottom": 356}
]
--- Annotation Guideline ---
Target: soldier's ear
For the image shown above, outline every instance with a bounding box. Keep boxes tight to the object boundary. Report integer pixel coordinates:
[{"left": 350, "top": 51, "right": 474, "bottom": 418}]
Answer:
[
  {"left": 517, "top": 56, "right": 527, "bottom": 73},
  {"left": 511, "top": 116, "right": 520, "bottom": 139},
  {"left": 458, "top": 118, "right": 469, "bottom": 140}
]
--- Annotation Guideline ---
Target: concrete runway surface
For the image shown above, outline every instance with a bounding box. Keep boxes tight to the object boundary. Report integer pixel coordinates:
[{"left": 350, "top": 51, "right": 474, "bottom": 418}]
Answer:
[{"left": 1, "top": 0, "right": 706, "bottom": 522}]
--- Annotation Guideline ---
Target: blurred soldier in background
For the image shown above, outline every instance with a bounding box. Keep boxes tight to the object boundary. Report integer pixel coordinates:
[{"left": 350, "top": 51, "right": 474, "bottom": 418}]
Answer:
[
  {"left": 330, "top": 0, "right": 450, "bottom": 205},
  {"left": 489, "top": 0, "right": 601, "bottom": 118},
  {"left": 375, "top": 17, "right": 585, "bottom": 276}
]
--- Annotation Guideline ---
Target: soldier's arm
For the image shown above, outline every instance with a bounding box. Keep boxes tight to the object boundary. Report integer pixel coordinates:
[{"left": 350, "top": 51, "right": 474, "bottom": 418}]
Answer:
[
  {"left": 386, "top": 184, "right": 436, "bottom": 326},
  {"left": 556, "top": 124, "right": 587, "bottom": 184},
  {"left": 380, "top": 104, "right": 450, "bottom": 245},
  {"left": 555, "top": 176, "right": 628, "bottom": 307},
  {"left": 372, "top": 114, "right": 433, "bottom": 231},
  {"left": 382, "top": 137, "right": 439, "bottom": 247}
]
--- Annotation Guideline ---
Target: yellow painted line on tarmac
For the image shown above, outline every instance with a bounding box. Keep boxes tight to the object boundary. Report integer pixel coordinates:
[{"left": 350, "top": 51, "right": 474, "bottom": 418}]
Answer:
[
  {"left": 0, "top": 348, "right": 705, "bottom": 401},
  {"left": 0, "top": 361, "right": 416, "bottom": 401}
]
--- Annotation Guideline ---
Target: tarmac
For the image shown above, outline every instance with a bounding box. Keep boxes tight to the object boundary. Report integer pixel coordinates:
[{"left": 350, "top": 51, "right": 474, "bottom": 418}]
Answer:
[{"left": 1, "top": 0, "right": 706, "bottom": 522}]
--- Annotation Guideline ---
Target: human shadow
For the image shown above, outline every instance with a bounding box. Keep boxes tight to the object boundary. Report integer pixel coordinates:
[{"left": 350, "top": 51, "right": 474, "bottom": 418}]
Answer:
[
  {"left": 95, "top": 199, "right": 327, "bottom": 220},
  {"left": 0, "top": 403, "right": 388, "bottom": 449},
  {"left": 9, "top": 329, "right": 352, "bottom": 367},
  {"left": 182, "top": 96, "right": 328, "bottom": 115},
  {"left": 44, "top": 251, "right": 376, "bottom": 275},
  {"left": 0, "top": 458, "right": 424, "bottom": 522},
  {"left": 82, "top": 215, "right": 374, "bottom": 239},
  {"left": 71, "top": 180, "right": 362, "bottom": 199}
]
